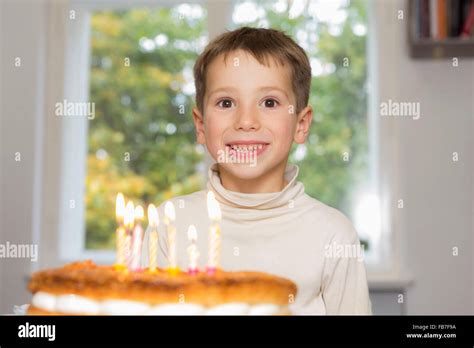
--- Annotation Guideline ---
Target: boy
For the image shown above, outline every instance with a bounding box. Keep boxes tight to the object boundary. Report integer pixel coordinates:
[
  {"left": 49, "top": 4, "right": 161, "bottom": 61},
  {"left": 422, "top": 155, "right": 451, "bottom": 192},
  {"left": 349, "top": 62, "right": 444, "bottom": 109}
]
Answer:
[{"left": 147, "top": 27, "right": 372, "bottom": 314}]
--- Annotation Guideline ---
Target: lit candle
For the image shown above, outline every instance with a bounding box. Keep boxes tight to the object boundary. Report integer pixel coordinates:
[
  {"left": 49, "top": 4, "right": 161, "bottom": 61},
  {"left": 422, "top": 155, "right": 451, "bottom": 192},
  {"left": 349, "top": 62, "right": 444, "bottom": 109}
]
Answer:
[
  {"left": 164, "top": 201, "right": 179, "bottom": 275},
  {"left": 115, "top": 193, "right": 126, "bottom": 269},
  {"left": 123, "top": 234, "right": 131, "bottom": 270},
  {"left": 123, "top": 201, "right": 135, "bottom": 268},
  {"left": 206, "top": 191, "right": 222, "bottom": 275},
  {"left": 187, "top": 225, "right": 199, "bottom": 275},
  {"left": 116, "top": 193, "right": 125, "bottom": 225},
  {"left": 130, "top": 205, "right": 144, "bottom": 271},
  {"left": 147, "top": 204, "right": 159, "bottom": 273}
]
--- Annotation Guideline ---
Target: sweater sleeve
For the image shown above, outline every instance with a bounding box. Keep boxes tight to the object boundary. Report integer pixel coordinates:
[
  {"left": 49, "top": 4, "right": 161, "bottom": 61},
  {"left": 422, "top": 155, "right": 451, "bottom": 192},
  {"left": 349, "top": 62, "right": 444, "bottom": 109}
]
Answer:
[{"left": 321, "top": 214, "right": 372, "bottom": 315}]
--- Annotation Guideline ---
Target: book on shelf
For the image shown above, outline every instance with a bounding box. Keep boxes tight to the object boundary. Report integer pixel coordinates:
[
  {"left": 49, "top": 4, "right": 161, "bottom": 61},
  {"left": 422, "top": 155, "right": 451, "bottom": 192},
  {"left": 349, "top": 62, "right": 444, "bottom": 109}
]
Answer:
[{"left": 413, "top": 0, "right": 474, "bottom": 40}]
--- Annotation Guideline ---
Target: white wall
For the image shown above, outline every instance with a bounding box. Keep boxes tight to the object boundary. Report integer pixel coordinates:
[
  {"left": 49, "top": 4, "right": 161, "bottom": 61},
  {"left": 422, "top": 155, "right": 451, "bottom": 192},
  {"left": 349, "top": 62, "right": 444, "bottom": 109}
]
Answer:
[
  {"left": 374, "top": 0, "right": 473, "bottom": 314},
  {"left": 0, "top": 0, "right": 3, "bottom": 313},
  {"left": 0, "top": 1, "right": 48, "bottom": 313},
  {"left": 0, "top": 0, "right": 472, "bottom": 314}
]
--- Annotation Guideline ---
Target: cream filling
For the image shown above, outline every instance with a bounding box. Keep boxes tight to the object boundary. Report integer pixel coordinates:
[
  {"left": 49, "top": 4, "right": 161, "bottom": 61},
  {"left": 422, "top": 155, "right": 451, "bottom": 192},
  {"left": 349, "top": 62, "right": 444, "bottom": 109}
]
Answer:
[
  {"left": 56, "top": 294, "right": 100, "bottom": 314},
  {"left": 101, "top": 300, "right": 150, "bottom": 315},
  {"left": 146, "top": 303, "right": 204, "bottom": 315},
  {"left": 32, "top": 292, "right": 56, "bottom": 312},
  {"left": 248, "top": 303, "right": 284, "bottom": 315},
  {"left": 31, "top": 292, "right": 284, "bottom": 315},
  {"left": 205, "top": 302, "right": 249, "bottom": 315}
]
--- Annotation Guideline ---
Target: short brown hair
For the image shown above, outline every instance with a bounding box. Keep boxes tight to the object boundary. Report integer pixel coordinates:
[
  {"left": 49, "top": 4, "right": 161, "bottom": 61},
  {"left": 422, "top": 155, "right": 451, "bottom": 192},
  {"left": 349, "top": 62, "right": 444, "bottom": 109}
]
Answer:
[{"left": 193, "top": 26, "right": 311, "bottom": 115}]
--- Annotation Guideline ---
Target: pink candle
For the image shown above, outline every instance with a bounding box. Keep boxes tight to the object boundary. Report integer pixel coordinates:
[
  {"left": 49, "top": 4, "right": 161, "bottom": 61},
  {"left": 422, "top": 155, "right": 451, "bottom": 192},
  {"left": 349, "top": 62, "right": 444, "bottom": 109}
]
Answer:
[{"left": 187, "top": 225, "right": 199, "bottom": 275}]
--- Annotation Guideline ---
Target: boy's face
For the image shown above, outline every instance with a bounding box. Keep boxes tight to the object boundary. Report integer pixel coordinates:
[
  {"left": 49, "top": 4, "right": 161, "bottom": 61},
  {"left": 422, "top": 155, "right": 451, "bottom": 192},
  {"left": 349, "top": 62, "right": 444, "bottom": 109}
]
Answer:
[{"left": 193, "top": 49, "right": 312, "bottom": 186}]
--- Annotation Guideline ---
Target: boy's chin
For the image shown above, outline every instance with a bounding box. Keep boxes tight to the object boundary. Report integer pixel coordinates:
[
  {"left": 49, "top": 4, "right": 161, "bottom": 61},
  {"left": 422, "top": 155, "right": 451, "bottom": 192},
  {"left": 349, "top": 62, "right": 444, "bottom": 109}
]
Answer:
[{"left": 217, "top": 162, "right": 268, "bottom": 180}]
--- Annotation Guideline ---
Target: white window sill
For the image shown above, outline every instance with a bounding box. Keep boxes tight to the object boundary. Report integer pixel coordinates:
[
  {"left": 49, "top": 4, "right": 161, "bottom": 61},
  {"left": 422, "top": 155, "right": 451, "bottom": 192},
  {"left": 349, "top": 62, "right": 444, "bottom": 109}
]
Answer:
[{"left": 368, "top": 273, "right": 414, "bottom": 291}]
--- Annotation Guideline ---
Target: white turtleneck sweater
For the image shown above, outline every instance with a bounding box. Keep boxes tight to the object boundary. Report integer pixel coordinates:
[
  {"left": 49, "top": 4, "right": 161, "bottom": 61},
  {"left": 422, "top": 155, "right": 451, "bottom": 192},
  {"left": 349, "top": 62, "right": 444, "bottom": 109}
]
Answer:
[{"left": 142, "top": 163, "right": 372, "bottom": 315}]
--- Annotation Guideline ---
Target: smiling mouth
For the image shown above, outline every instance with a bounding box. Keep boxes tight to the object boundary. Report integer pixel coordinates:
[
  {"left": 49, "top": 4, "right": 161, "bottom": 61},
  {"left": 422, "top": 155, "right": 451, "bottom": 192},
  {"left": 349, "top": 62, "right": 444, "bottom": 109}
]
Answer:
[{"left": 224, "top": 142, "right": 270, "bottom": 156}]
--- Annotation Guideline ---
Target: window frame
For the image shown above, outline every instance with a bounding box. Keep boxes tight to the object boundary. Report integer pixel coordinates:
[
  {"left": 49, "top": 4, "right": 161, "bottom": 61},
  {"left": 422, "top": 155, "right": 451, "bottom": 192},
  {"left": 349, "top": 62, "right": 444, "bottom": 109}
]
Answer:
[{"left": 52, "top": 0, "right": 400, "bottom": 281}]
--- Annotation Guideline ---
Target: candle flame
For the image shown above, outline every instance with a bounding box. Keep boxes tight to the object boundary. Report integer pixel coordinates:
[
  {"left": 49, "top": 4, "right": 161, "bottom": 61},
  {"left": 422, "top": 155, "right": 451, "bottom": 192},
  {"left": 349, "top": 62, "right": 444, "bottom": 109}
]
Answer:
[
  {"left": 147, "top": 204, "right": 159, "bottom": 227},
  {"left": 164, "top": 201, "right": 176, "bottom": 222},
  {"left": 207, "top": 191, "right": 221, "bottom": 221},
  {"left": 124, "top": 201, "right": 135, "bottom": 229},
  {"left": 115, "top": 193, "right": 125, "bottom": 223},
  {"left": 134, "top": 205, "right": 144, "bottom": 221},
  {"left": 187, "top": 225, "right": 197, "bottom": 241}
]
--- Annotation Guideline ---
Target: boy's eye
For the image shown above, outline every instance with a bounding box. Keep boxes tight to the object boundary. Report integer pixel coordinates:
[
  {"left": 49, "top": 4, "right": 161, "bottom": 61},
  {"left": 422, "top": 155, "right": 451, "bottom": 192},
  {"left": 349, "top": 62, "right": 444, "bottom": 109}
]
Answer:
[
  {"left": 262, "top": 98, "right": 279, "bottom": 108},
  {"left": 217, "top": 99, "right": 234, "bottom": 108}
]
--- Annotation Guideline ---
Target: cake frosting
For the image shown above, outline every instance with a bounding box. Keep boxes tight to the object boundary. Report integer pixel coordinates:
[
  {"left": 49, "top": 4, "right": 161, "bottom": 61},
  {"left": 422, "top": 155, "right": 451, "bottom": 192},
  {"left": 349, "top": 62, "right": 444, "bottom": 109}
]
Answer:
[{"left": 27, "top": 260, "right": 297, "bottom": 315}]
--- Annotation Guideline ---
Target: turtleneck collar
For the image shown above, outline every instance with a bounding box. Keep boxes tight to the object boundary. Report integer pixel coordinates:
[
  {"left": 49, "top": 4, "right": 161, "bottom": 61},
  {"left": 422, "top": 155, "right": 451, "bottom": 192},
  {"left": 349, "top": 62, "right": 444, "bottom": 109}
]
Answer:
[{"left": 206, "top": 163, "right": 305, "bottom": 210}]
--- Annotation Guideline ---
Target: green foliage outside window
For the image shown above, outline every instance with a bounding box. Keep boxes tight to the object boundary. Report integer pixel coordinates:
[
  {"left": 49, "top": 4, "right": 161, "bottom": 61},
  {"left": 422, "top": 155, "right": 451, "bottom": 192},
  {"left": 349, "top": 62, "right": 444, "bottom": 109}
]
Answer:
[{"left": 85, "top": 1, "right": 368, "bottom": 250}]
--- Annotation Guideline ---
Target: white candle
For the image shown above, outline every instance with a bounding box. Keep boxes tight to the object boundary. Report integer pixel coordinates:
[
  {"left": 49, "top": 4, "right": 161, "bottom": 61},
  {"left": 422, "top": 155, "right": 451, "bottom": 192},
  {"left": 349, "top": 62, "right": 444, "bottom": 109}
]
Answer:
[
  {"left": 164, "top": 201, "right": 178, "bottom": 274},
  {"left": 124, "top": 235, "right": 132, "bottom": 268},
  {"left": 130, "top": 205, "right": 144, "bottom": 271},
  {"left": 206, "top": 191, "right": 222, "bottom": 274},
  {"left": 149, "top": 230, "right": 158, "bottom": 272},
  {"left": 147, "top": 204, "right": 159, "bottom": 272},
  {"left": 130, "top": 224, "right": 143, "bottom": 271},
  {"left": 115, "top": 227, "right": 126, "bottom": 266},
  {"left": 123, "top": 201, "right": 135, "bottom": 268},
  {"left": 115, "top": 193, "right": 126, "bottom": 267},
  {"left": 187, "top": 225, "right": 199, "bottom": 274}
]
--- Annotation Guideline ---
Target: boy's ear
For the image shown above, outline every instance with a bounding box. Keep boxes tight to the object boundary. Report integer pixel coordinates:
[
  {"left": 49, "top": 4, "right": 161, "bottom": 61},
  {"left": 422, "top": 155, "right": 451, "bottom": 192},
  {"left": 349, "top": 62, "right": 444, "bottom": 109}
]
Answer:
[
  {"left": 192, "top": 107, "right": 206, "bottom": 145},
  {"left": 294, "top": 105, "right": 313, "bottom": 144}
]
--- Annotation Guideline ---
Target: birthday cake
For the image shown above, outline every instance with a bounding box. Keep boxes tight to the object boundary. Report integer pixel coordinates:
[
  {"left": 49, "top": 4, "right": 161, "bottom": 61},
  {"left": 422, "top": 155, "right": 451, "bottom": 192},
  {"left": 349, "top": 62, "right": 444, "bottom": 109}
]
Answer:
[
  {"left": 27, "top": 192, "right": 297, "bottom": 315},
  {"left": 27, "top": 260, "right": 297, "bottom": 315}
]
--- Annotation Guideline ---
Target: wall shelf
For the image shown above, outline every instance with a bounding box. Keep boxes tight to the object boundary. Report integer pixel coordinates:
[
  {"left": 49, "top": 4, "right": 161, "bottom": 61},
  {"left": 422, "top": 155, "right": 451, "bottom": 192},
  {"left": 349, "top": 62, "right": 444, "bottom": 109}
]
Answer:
[{"left": 408, "top": 0, "right": 474, "bottom": 59}]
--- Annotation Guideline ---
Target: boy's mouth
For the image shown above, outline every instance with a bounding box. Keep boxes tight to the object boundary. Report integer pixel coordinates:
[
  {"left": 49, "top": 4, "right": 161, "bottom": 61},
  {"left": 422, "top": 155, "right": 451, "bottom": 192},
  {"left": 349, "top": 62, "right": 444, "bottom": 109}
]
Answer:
[{"left": 225, "top": 141, "right": 269, "bottom": 157}]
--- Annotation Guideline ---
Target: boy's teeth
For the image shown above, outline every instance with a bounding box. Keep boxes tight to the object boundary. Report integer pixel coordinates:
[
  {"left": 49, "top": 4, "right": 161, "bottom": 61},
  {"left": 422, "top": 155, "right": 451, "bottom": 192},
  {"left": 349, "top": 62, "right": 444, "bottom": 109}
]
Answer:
[{"left": 229, "top": 144, "right": 265, "bottom": 152}]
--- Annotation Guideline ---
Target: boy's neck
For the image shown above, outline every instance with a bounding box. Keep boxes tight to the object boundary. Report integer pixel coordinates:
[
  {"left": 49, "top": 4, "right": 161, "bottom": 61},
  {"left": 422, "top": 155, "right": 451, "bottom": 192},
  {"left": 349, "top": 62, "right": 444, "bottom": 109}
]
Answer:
[{"left": 217, "top": 162, "right": 289, "bottom": 194}]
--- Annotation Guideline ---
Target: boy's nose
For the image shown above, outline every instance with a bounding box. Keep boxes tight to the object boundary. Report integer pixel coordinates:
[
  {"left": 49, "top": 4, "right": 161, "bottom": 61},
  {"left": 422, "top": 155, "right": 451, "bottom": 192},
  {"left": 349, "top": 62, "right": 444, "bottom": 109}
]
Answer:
[{"left": 234, "top": 105, "right": 260, "bottom": 131}]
